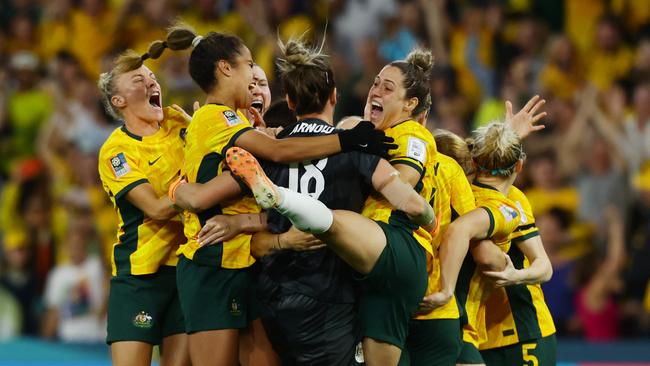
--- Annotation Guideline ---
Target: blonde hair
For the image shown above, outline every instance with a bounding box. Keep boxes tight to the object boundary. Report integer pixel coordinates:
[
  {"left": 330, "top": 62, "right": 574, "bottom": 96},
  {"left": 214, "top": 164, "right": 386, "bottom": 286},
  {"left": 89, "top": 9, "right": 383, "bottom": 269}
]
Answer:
[
  {"left": 97, "top": 50, "right": 145, "bottom": 119},
  {"left": 470, "top": 121, "right": 524, "bottom": 177},
  {"left": 98, "top": 22, "right": 246, "bottom": 118},
  {"left": 434, "top": 129, "right": 473, "bottom": 175}
]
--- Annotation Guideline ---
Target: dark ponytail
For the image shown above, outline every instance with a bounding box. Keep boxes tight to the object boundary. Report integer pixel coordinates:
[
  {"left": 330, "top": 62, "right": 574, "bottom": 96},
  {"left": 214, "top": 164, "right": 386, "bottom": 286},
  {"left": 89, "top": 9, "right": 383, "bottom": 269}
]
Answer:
[{"left": 145, "top": 23, "right": 246, "bottom": 93}]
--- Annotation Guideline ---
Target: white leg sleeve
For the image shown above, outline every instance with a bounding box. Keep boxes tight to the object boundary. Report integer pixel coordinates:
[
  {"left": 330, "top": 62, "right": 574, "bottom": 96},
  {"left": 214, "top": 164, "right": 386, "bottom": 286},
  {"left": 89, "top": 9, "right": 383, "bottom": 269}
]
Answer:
[{"left": 275, "top": 187, "right": 334, "bottom": 234}]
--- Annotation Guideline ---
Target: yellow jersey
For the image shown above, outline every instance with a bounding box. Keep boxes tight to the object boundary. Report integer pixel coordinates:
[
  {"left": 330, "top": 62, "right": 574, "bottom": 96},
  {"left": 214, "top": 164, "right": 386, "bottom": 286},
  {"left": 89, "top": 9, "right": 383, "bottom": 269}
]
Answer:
[
  {"left": 460, "top": 181, "right": 522, "bottom": 347},
  {"left": 478, "top": 186, "right": 556, "bottom": 350},
  {"left": 361, "top": 120, "right": 436, "bottom": 257},
  {"left": 98, "top": 107, "right": 187, "bottom": 276},
  {"left": 416, "top": 153, "right": 475, "bottom": 320},
  {"left": 177, "top": 104, "right": 258, "bottom": 269}
]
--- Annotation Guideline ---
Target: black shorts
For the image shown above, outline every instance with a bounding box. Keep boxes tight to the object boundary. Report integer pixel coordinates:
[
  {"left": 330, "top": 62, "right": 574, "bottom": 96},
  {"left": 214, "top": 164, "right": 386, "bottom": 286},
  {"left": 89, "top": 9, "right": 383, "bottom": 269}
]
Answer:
[{"left": 258, "top": 288, "right": 362, "bottom": 366}]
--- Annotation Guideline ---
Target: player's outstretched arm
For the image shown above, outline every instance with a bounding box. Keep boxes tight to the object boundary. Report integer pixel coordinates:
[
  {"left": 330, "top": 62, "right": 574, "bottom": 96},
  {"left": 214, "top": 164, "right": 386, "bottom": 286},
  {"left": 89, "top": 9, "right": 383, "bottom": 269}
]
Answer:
[{"left": 170, "top": 172, "right": 243, "bottom": 212}]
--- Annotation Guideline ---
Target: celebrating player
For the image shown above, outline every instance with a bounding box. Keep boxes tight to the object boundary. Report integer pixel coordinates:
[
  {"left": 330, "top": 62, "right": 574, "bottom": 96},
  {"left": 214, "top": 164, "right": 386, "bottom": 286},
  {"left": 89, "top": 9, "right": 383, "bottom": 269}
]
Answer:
[{"left": 97, "top": 51, "right": 190, "bottom": 366}]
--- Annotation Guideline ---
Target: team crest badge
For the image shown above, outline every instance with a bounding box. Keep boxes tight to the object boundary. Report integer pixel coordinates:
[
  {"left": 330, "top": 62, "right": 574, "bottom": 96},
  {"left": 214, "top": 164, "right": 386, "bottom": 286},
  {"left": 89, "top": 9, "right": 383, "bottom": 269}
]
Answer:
[
  {"left": 133, "top": 311, "right": 153, "bottom": 328},
  {"left": 230, "top": 298, "right": 242, "bottom": 316},
  {"left": 110, "top": 152, "right": 131, "bottom": 178},
  {"left": 223, "top": 110, "right": 242, "bottom": 127}
]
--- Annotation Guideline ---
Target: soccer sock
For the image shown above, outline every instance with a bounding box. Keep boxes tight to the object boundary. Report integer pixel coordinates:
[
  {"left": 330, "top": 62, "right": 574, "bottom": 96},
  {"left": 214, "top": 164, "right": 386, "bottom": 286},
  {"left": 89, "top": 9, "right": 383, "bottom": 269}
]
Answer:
[{"left": 275, "top": 186, "right": 333, "bottom": 234}]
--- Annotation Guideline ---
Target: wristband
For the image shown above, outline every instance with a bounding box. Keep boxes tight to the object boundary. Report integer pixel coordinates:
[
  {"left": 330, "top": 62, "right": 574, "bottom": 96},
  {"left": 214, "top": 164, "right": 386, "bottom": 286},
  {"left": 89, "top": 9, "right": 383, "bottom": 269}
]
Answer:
[{"left": 168, "top": 177, "right": 187, "bottom": 203}]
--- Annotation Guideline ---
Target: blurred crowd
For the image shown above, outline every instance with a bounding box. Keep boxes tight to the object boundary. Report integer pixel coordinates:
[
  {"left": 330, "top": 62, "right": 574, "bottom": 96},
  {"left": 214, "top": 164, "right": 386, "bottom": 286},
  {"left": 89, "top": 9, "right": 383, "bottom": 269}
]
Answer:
[{"left": 0, "top": 0, "right": 650, "bottom": 344}]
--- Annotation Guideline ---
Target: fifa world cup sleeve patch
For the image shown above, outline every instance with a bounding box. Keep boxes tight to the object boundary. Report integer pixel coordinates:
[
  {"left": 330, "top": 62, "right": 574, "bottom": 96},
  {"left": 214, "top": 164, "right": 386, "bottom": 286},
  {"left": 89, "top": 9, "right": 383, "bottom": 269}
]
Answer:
[
  {"left": 498, "top": 204, "right": 519, "bottom": 223},
  {"left": 514, "top": 201, "right": 528, "bottom": 224},
  {"left": 407, "top": 137, "right": 427, "bottom": 163},
  {"left": 223, "top": 110, "right": 242, "bottom": 127},
  {"left": 110, "top": 152, "right": 131, "bottom": 178}
]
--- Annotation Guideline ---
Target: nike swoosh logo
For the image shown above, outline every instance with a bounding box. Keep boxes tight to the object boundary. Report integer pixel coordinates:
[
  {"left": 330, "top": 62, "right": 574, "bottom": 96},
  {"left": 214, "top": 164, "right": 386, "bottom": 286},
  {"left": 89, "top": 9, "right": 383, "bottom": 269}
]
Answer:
[
  {"left": 148, "top": 156, "right": 162, "bottom": 166},
  {"left": 359, "top": 143, "right": 368, "bottom": 148}
]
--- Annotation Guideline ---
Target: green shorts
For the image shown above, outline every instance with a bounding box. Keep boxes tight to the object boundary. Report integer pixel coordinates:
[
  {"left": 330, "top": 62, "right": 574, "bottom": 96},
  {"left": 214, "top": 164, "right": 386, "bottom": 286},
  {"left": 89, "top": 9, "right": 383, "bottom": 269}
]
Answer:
[
  {"left": 480, "top": 334, "right": 557, "bottom": 366},
  {"left": 176, "top": 255, "right": 258, "bottom": 334},
  {"left": 359, "top": 221, "right": 428, "bottom": 349},
  {"left": 398, "top": 318, "right": 462, "bottom": 366},
  {"left": 457, "top": 341, "right": 484, "bottom": 364},
  {"left": 107, "top": 266, "right": 185, "bottom": 345}
]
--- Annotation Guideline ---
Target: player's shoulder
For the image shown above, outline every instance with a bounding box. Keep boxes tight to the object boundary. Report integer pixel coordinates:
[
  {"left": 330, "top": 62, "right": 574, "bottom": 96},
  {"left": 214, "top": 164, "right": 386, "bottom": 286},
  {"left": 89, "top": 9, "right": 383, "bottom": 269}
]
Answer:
[
  {"left": 507, "top": 185, "right": 526, "bottom": 201},
  {"left": 390, "top": 120, "right": 435, "bottom": 143},
  {"left": 507, "top": 185, "right": 534, "bottom": 214},
  {"left": 192, "top": 104, "right": 249, "bottom": 129},
  {"left": 99, "top": 126, "right": 131, "bottom": 159},
  {"left": 436, "top": 154, "right": 464, "bottom": 176}
]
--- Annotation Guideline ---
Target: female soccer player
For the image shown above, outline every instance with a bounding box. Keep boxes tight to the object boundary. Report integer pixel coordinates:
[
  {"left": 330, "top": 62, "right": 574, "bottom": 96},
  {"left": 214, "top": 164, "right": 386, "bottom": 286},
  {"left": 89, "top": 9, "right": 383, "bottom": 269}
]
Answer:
[
  {"left": 142, "top": 25, "right": 395, "bottom": 366},
  {"left": 397, "top": 129, "right": 476, "bottom": 366},
  {"left": 227, "top": 49, "right": 441, "bottom": 366},
  {"left": 97, "top": 51, "right": 190, "bottom": 366},
  {"left": 248, "top": 65, "right": 271, "bottom": 117},
  {"left": 428, "top": 119, "right": 555, "bottom": 366}
]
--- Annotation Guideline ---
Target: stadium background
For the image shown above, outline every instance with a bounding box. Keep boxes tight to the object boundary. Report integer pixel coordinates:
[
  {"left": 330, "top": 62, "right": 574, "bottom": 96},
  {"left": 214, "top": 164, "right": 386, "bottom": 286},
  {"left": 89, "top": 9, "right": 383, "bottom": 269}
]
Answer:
[{"left": 0, "top": 0, "right": 650, "bottom": 364}]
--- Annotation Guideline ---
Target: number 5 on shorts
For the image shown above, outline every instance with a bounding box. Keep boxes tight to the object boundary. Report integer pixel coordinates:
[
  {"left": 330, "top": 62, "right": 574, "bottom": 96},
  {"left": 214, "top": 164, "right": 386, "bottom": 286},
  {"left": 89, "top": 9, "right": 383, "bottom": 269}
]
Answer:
[{"left": 522, "top": 343, "right": 538, "bottom": 366}]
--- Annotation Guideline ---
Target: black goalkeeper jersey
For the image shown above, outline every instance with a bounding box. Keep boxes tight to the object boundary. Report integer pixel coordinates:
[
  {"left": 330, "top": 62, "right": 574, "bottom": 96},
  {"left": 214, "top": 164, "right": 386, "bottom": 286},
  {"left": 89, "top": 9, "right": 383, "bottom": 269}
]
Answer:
[{"left": 259, "top": 118, "right": 380, "bottom": 303}]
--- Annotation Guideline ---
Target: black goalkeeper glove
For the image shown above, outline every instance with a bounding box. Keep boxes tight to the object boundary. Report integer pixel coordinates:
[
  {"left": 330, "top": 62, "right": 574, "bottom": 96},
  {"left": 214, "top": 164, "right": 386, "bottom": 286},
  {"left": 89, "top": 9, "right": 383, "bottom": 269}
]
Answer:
[{"left": 338, "top": 121, "right": 397, "bottom": 158}]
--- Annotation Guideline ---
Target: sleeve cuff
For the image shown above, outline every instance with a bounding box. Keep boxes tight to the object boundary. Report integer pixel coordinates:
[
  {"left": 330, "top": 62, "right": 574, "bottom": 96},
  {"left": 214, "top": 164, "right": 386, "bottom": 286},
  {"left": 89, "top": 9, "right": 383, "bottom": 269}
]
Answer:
[
  {"left": 115, "top": 178, "right": 148, "bottom": 200},
  {"left": 511, "top": 230, "right": 540, "bottom": 243},
  {"left": 390, "top": 158, "right": 424, "bottom": 175},
  {"left": 220, "top": 126, "right": 254, "bottom": 156},
  {"left": 480, "top": 206, "right": 495, "bottom": 238}
]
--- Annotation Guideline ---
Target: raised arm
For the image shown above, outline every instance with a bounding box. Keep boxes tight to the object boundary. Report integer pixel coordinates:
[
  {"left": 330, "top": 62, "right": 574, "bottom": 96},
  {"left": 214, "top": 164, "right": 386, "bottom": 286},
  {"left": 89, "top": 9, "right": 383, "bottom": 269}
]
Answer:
[
  {"left": 505, "top": 95, "right": 547, "bottom": 139},
  {"left": 582, "top": 207, "right": 625, "bottom": 304}
]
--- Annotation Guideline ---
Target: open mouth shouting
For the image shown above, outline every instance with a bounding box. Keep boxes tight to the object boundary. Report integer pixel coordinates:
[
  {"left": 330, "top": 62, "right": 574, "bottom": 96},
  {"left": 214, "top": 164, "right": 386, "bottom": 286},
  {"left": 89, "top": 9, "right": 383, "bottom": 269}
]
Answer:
[
  {"left": 251, "top": 98, "right": 264, "bottom": 114},
  {"left": 369, "top": 100, "right": 383, "bottom": 121},
  {"left": 149, "top": 91, "right": 162, "bottom": 110}
]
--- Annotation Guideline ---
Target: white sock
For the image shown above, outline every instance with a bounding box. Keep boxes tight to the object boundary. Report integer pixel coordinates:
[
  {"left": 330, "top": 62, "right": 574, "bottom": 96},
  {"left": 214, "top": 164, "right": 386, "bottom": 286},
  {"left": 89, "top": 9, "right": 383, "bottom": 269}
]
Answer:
[{"left": 275, "top": 187, "right": 333, "bottom": 234}]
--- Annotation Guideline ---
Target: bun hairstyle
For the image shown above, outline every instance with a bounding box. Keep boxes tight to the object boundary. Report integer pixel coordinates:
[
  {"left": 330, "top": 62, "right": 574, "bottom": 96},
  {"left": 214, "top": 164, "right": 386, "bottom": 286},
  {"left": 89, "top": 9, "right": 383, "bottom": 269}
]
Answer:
[
  {"left": 277, "top": 38, "right": 335, "bottom": 115},
  {"left": 146, "top": 23, "right": 246, "bottom": 93},
  {"left": 390, "top": 48, "right": 434, "bottom": 117},
  {"left": 470, "top": 121, "right": 525, "bottom": 177},
  {"left": 434, "top": 129, "right": 474, "bottom": 176}
]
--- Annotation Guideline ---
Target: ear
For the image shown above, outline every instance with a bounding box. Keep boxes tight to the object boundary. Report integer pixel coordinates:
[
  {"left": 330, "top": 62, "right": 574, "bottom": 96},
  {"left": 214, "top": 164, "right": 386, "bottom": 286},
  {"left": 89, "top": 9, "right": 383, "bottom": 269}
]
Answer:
[
  {"left": 111, "top": 95, "right": 126, "bottom": 108},
  {"left": 216, "top": 60, "right": 232, "bottom": 77},
  {"left": 329, "top": 88, "right": 337, "bottom": 106},
  {"left": 404, "top": 96, "right": 419, "bottom": 114},
  {"left": 285, "top": 95, "right": 296, "bottom": 111},
  {"left": 514, "top": 159, "right": 524, "bottom": 173}
]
